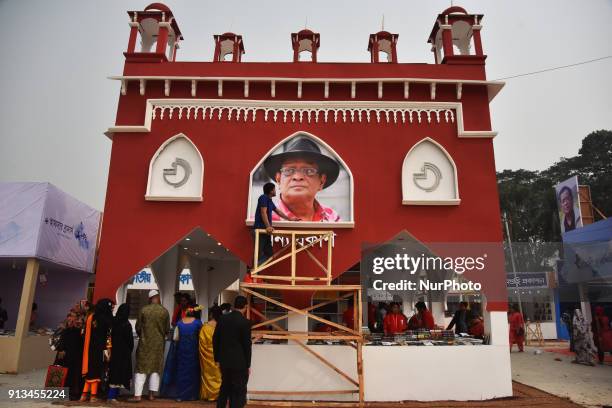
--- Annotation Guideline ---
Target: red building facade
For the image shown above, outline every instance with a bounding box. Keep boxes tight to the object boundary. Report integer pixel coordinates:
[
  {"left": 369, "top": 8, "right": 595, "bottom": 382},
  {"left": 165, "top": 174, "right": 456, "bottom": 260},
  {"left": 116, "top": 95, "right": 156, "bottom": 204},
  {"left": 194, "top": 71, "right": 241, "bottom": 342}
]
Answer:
[{"left": 95, "top": 4, "right": 505, "bottom": 311}]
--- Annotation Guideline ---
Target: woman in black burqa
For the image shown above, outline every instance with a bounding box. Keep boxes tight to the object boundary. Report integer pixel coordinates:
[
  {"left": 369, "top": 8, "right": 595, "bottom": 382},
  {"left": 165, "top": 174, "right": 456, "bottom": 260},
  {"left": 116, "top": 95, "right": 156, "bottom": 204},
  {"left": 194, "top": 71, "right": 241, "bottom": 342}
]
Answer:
[
  {"left": 80, "top": 298, "right": 113, "bottom": 402},
  {"left": 54, "top": 302, "right": 87, "bottom": 400},
  {"left": 107, "top": 303, "right": 134, "bottom": 402}
]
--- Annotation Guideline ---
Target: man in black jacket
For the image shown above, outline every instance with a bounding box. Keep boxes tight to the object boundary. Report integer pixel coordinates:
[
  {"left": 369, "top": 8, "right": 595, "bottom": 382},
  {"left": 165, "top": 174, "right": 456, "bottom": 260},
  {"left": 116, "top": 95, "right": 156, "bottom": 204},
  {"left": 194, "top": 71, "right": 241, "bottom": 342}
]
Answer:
[
  {"left": 213, "top": 296, "right": 252, "bottom": 408},
  {"left": 446, "top": 301, "right": 470, "bottom": 334}
]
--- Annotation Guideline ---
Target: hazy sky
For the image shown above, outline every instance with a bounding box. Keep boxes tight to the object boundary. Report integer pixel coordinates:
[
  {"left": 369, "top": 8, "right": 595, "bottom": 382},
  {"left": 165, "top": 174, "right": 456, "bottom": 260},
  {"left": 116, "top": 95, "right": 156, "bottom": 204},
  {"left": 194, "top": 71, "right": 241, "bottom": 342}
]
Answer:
[{"left": 1, "top": 0, "right": 611, "bottom": 210}]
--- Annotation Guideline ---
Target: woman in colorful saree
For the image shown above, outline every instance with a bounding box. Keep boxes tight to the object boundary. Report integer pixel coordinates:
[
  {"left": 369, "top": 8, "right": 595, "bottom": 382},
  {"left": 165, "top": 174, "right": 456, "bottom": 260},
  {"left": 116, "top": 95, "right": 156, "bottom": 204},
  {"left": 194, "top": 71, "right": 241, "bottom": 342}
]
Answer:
[{"left": 199, "top": 305, "right": 222, "bottom": 401}]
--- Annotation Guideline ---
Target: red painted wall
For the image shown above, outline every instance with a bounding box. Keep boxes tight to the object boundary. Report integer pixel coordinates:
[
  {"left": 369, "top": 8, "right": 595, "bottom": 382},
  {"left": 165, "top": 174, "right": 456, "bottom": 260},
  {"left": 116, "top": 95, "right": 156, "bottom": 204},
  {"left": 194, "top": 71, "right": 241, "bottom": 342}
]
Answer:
[{"left": 95, "top": 60, "right": 506, "bottom": 310}]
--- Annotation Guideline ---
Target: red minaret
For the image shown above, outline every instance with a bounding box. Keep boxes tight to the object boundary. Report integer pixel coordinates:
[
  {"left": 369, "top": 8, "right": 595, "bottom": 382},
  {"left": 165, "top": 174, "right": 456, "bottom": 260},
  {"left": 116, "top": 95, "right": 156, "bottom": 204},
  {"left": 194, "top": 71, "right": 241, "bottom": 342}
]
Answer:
[
  {"left": 213, "top": 33, "right": 245, "bottom": 62},
  {"left": 291, "top": 29, "right": 320, "bottom": 62},
  {"left": 427, "top": 6, "right": 485, "bottom": 65},
  {"left": 125, "top": 3, "right": 183, "bottom": 63},
  {"left": 368, "top": 31, "right": 399, "bottom": 63}
]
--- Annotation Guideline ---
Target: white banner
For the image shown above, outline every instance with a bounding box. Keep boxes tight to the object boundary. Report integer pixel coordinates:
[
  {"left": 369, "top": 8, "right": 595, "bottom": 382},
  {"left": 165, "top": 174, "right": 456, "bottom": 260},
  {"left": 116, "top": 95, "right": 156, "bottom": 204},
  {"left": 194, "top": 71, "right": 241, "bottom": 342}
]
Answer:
[
  {"left": 0, "top": 182, "right": 101, "bottom": 272},
  {"left": 37, "top": 184, "right": 100, "bottom": 272},
  {"left": 0, "top": 183, "right": 47, "bottom": 258}
]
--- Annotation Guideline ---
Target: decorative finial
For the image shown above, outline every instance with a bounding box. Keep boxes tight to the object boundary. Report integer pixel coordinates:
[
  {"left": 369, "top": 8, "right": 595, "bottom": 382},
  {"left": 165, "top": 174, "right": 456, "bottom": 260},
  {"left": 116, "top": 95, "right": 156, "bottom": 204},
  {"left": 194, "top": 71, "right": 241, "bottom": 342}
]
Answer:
[
  {"left": 305, "top": 16, "right": 308, "bottom": 29},
  {"left": 381, "top": 14, "right": 385, "bottom": 31}
]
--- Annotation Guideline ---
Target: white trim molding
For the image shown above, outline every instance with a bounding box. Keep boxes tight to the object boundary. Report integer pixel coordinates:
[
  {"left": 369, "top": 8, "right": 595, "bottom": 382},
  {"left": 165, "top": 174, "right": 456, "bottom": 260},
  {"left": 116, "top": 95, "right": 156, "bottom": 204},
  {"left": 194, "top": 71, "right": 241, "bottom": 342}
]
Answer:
[
  {"left": 106, "top": 99, "right": 497, "bottom": 139},
  {"left": 108, "top": 75, "right": 505, "bottom": 102},
  {"left": 145, "top": 195, "right": 203, "bottom": 202},
  {"left": 151, "top": 102, "right": 455, "bottom": 124},
  {"left": 402, "top": 199, "right": 461, "bottom": 205}
]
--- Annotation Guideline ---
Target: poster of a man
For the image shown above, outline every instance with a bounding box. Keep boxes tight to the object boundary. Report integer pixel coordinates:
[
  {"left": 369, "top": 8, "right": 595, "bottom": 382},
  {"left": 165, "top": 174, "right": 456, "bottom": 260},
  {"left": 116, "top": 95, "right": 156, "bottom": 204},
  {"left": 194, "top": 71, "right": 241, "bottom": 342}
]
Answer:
[
  {"left": 555, "top": 176, "right": 583, "bottom": 234},
  {"left": 248, "top": 133, "right": 352, "bottom": 225}
]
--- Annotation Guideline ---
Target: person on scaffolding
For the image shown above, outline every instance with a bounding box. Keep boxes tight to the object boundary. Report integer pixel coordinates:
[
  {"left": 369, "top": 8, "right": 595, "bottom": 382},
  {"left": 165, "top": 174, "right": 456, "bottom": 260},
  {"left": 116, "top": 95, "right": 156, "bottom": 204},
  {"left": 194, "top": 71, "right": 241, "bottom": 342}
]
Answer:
[{"left": 252, "top": 182, "right": 298, "bottom": 267}]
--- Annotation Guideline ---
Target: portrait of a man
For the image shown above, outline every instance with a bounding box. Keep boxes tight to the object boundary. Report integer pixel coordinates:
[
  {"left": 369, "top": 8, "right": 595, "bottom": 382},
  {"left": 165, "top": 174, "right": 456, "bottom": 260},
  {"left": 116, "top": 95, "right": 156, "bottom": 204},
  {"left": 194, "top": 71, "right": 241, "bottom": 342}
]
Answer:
[
  {"left": 555, "top": 176, "right": 583, "bottom": 234},
  {"left": 248, "top": 132, "right": 352, "bottom": 225},
  {"left": 558, "top": 186, "right": 581, "bottom": 233}
]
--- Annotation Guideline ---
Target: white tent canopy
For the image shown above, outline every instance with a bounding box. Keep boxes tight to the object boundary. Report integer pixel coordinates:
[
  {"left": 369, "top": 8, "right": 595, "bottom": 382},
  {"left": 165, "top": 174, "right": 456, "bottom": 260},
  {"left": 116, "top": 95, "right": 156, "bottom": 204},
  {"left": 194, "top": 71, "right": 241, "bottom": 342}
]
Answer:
[
  {"left": 0, "top": 182, "right": 101, "bottom": 373},
  {"left": 0, "top": 182, "right": 101, "bottom": 272}
]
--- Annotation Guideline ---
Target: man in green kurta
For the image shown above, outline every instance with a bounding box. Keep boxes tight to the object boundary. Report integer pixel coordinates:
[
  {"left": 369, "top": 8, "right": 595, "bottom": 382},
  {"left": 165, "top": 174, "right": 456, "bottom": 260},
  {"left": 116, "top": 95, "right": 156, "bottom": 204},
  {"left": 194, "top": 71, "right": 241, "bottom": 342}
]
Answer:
[{"left": 130, "top": 290, "right": 169, "bottom": 402}]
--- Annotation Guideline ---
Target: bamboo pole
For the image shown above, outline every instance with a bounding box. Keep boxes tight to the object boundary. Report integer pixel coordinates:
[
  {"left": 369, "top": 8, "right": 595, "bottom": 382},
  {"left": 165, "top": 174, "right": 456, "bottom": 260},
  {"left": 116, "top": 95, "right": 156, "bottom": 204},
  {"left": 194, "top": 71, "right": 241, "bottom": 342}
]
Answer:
[
  {"left": 247, "top": 401, "right": 361, "bottom": 407},
  {"left": 241, "top": 283, "right": 361, "bottom": 291},
  {"left": 357, "top": 340, "right": 364, "bottom": 406},
  {"left": 357, "top": 288, "right": 363, "bottom": 333},
  {"left": 249, "top": 307, "right": 359, "bottom": 387},
  {"left": 242, "top": 287, "right": 360, "bottom": 335},
  {"left": 353, "top": 291, "right": 358, "bottom": 332},
  {"left": 250, "top": 234, "right": 326, "bottom": 275},
  {"left": 246, "top": 228, "right": 364, "bottom": 403},
  {"left": 252, "top": 292, "right": 354, "bottom": 329},
  {"left": 254, "top": 228, "right": 260, "bottom": 269},
  {"left": 291, "top": 232, "right": 296, "bottom": 285},
  {"left": 260, "top": 334, "right": 362, "bottom": 341},
  {"left": 253, "top": 275, "right": 327, "bottom": 282},
  {"left": 281, "top": 339, "right": 358, "bottom": 387},
  {"left": 302, "top": 245, "right": 329, "bottom": 277},
  {"left": 253, "top": 330, "right": 344, "bottom": 335},
  {"left": 248, "top": 390, "right": 357, "bottom": 395},
  {"left": 246, "top": 293, "right": 251, "bottom": 320},
  {"left": 251, "top": 244, "right": 291, "bottom": 276},
  {"left": 327, "top": 231, "right": 333, "bottom": 285}
]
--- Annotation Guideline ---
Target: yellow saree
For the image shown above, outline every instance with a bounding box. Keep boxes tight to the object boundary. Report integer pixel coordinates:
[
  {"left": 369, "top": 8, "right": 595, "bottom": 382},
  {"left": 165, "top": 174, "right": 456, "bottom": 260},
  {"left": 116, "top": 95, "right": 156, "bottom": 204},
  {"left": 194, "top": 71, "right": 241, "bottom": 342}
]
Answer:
[{"left": 199, "top": 321, "right": 221, "bottom": 400}]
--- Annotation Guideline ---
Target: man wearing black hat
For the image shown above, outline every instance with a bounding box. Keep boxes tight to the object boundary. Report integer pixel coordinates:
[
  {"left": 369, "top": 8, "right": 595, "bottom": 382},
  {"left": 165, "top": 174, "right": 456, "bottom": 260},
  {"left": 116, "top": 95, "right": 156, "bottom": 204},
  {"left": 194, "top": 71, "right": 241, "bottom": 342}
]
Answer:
[{"left": 264, "top": 135, "right": 341, "bottom": 223}]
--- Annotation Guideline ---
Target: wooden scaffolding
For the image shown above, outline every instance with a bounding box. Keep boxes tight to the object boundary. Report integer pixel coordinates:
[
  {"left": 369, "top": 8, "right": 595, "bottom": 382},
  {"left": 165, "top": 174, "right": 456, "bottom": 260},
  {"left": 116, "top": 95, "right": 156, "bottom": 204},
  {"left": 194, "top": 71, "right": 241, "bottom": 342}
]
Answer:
[{"left": 244, "top": 229, "right": 364, "bottom": 404}]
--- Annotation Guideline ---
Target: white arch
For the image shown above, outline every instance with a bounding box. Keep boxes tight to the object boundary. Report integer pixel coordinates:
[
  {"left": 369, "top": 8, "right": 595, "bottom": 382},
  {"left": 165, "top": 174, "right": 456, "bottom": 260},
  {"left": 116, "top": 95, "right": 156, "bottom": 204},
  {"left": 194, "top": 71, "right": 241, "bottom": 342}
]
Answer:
[
  {"left": 245, "top": 130, "right": 355, "bottom": 228},
  {"left": 145, "top": 133, "right": 204, "bottom": 201},
  {"left": 402, "top": 137, "right": 460, "bottom": 205}
]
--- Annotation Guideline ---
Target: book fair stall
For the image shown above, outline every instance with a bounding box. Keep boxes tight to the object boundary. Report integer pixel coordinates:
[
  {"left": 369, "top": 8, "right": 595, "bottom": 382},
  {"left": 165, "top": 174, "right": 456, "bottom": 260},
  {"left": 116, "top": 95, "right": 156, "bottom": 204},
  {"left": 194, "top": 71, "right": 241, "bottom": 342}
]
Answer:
[
  {"left": 0, "top": 182, "right": 100, "bottom": 373},
  {"left": 92, "top": 3, "right": 512, "bottom": 402}
]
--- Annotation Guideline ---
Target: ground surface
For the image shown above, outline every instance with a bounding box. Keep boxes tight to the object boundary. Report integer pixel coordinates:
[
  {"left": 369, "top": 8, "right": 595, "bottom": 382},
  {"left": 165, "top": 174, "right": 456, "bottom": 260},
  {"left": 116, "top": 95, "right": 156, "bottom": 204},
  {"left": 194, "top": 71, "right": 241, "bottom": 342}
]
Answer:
[
  {"left": 1, "top": 344, "right": 611, "bottom": 408},
  {"left": 0, "top": 382, "right": 585, "bottom": 408},
  {"left": 511, "top": 345, "right": 612, "bottom": 408}
]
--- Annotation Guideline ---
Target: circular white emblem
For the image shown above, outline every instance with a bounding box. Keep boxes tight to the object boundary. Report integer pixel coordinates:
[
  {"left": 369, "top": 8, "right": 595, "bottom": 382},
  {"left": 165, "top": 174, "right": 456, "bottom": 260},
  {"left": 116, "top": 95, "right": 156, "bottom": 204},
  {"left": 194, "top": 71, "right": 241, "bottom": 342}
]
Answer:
[
  {"left": 413, "top": 162, "right": 442, "bottom": 192},
  {"left": 163, "top": 157, "right": 192, "bottom": 188}
]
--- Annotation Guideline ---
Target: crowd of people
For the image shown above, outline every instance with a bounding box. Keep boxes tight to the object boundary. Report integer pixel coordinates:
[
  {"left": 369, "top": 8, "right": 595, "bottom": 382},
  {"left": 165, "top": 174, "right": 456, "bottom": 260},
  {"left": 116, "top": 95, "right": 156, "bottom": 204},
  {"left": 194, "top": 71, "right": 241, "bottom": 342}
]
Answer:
[
  {"left": 560, "top": 306, "right": 612, "bottom": 365},
  {"left": 359, "top": 300, "right": 484, "bottom": 337},
  {"left": 51, "top": 290, "right": 253, "bottom": 407},
  {"left": 47, "top": 290, "right": 612, "bottom": 404},
  {"left": 509, "top": 304, "right": 611, "bottom": 365}
]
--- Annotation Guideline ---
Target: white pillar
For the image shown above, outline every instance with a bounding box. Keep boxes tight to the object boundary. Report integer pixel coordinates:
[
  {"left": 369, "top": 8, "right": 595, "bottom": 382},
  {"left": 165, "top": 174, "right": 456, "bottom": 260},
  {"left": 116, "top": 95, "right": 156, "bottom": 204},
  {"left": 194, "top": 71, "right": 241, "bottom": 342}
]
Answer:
[
  {"left": 578, "top": 283, "right": 592, "bottom": 323},
  {"left": 287, "top": 313, "right": 308, "bottom": 332},
  {"left": 115, "top": 282, "right": 127, "bottom": 305},
  {"left": 151, "top": 246, "right": 179, "bottom": 313},
  {"left": 485, "top": 310, "right": 509, "bottom": 346}
]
